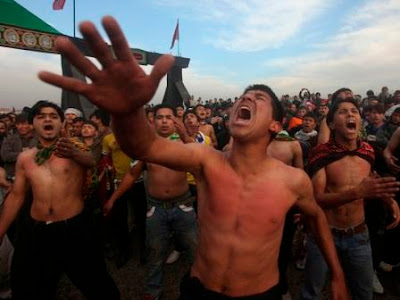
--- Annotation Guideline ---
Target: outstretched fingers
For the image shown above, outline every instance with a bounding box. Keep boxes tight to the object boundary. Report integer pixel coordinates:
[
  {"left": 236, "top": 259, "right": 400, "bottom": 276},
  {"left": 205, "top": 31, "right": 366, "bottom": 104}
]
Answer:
[
  {"left": 102, "top": 16, "right": 135, "bottom": 63},
  {"left": 55, "top": 37, "right": 101, "bottom": 80},
  {"left": 150, "top": 54, "right": 175, "bottom": 85},
  {"left": 38, "top": 71, "right": 90, "bottom": 96},
  {"left": 79, "top": 21, "right": 115, "bottom": 68}
]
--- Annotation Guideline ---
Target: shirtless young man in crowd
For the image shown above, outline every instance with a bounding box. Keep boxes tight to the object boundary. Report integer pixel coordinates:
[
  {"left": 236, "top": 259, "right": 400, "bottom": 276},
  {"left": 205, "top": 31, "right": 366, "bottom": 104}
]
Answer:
[
  {"left": 104, "top": 104, "right": 198, "bottom": 299},
  {"left": 39, "top": 16, "right": 348, "bottom": 299},
  {"left": 0, "top": 101, "right": 119, "bottom": 299},
  {"left": 302, "top": 97, "right": 400, "bottom": 300}
]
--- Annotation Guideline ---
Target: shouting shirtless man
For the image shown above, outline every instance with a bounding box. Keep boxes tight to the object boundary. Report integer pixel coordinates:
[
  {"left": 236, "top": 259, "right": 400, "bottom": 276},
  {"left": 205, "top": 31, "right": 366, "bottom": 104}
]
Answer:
[
  {"left": 39, "top": 17, "right": 348, "bottom": 299},
  {"left": 302, "top": 97, "right": 400, "bottom": 299},
  {"left": 0, "top": 101, "right": 119, "bottom": 299}
]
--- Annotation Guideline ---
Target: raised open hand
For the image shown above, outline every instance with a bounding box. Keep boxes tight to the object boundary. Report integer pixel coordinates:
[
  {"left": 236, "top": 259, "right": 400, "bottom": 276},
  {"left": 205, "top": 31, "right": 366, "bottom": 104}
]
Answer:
[{"left": 39, "top": 16, "right": 175, "bottom": 116}]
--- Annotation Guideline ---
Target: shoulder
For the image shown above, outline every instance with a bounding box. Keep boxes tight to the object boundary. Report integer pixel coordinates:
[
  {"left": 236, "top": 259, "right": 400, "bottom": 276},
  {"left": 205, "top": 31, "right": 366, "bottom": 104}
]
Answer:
[
  {"left": 17, "top": 148, "right": 36, "bottom": 165},
  {"left": 271, "top": 159, "right": 310, "bottom": 189}
]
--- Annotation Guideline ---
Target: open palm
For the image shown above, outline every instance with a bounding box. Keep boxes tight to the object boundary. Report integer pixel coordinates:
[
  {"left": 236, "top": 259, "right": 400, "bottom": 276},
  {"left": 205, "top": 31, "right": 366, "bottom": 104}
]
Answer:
[{"left": 39, "top": 16, "right": 175, "bottom": 116}]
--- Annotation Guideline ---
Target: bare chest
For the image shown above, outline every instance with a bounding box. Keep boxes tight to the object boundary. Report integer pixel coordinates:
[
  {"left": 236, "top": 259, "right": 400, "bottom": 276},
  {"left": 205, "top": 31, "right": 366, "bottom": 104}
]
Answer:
[
  {"left": 25, "top": 156, "right": 82, "bottom": 185},
  {"left": 147, "top": 163, "right": 187, "bottom": 185},
  {"left": 199, "top": 170, "right": 295, "bottom": 237},
  {"left": 325, "top": 156, "right": 371, "bottom": 189}
]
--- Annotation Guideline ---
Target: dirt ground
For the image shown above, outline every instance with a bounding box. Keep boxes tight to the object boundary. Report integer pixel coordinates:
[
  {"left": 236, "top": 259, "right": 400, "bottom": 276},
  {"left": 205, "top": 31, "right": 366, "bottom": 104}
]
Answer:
[{"left": 56, "top": 230, "right": 400, "bottom": 300}]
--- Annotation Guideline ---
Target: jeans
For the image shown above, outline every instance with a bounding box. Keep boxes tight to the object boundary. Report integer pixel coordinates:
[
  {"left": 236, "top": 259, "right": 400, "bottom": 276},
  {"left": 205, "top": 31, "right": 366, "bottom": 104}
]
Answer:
[
  {"left": 145, "top": 198, "right": 198, "bottom": 298},
  {"left": 301, "top": 229, "right": 373, "bottom": 300}
]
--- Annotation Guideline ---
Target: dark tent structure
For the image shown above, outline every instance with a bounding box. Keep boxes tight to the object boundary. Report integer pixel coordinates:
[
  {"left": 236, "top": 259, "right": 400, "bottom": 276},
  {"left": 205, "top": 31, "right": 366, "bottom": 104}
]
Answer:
[{"left": 0, "top": 0, "right": 191, "bottom": 116}]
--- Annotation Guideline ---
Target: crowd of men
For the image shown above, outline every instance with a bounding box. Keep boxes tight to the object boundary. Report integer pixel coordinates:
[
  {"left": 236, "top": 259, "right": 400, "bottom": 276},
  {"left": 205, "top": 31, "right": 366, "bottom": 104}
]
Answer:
[{"left": 0, "top": 16, "right": 400, "bottom": 300}]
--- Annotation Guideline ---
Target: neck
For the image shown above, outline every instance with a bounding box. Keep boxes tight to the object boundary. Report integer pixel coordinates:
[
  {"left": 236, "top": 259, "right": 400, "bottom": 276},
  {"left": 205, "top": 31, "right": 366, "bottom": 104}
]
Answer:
[
  {"left": 38, "top": 137, "right": 58, "bottom": 147},
  {"left": 229, "top": 137, "right": 270, "bottom": 175},
  {"left": 83, "top": 137, "right": 94, "bottom": 146},
  {"left": 334, "top": 135, "right": 358, "bottom": 150}
]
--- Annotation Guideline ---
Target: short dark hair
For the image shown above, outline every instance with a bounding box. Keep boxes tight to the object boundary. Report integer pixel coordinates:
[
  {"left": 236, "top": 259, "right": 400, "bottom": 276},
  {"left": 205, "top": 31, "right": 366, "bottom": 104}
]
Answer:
[
  {"left": 365, "top": 104, "right": 384, "bottom": 114},
  {"left": 326, "top": 98, "right": 360, "bottom": 125},
  {"left": 72, "top": 117, "right": 85, "bottom": 124},
  {"left": 331, "top": 88, "right": 352, "bottom": 104},
  {"left": 90, "top": 109, "right": 110, "bottom": 126},
  {"left": 243, "top": 84, "right": 284, "bottom": 123},
  {"left": 194, "top": 104, "right": 205, "bottom": 111},
  {"left": 303, "top": 112, "right": 317, "bottom": 122},
  {"left": 28, "top": 101, "right": 64, "bottom": 124},
  {"left": 153, "top": 104, "right": 177, "bottom": 117},
  {"left": 15, "top": 113, "right": 29, "bottom": 124},
  {"left": 83, "top": 119, "right": 99, "bottom": 130},
  {"left": 176, "top": 104, "right": 184, "bottom": 109},
  {"left": 183, "top": 109, "right": 200, "bottom": 122}
]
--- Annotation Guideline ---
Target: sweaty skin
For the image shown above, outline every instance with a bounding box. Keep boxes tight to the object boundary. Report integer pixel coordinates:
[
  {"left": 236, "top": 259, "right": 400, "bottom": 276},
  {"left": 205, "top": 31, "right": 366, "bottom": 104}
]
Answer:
[
  {"left": 38, "top": 16, "right": 348, "bottom": 299},
  {"left": 313, "top": 101, "right": 400, "bottom": 229},
  {"left": 0, "top": 107, "right": 95, "bottom": 241},
  {"left": 267, "top": 139, "right": 303, "bottom": 169},
  {"left": 146, "top": 163, "right": 188, "bottom": 199},
  {"left": 192, "top": 156, "right": 307, "bottom": 294}
]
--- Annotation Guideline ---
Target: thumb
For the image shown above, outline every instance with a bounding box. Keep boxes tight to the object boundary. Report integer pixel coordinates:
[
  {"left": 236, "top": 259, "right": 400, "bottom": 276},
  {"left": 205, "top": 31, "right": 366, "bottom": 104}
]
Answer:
[
  {"left": 393, "top": 156, "right": 399, "bottom": 162},
  {"left": 150, "top": 54, "right": 175, "bottom": 85}
]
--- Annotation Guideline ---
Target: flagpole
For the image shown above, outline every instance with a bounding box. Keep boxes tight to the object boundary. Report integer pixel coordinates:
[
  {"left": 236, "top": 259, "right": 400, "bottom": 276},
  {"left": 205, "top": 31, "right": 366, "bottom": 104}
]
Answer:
[
  {"left": 73, "top": 0, "right": 76, "bottom": 37},
  {"left": 177, "top": 19, "right": 180, "bottom": 57}
]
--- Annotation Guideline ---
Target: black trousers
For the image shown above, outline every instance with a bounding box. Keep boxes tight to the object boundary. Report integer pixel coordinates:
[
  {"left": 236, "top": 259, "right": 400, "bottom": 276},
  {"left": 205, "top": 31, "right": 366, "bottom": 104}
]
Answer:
[
  {"left": 11, "top": 212, "right": 120, "bottom": 300},
  {"left": 179, "top": 274, "right": 281, "bottom": 300}
]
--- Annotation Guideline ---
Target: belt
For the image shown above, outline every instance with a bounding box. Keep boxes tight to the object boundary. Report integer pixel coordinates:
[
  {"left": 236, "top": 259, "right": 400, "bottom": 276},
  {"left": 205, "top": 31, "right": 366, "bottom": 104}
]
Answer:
[
  {"left": 331, "top": 221, "right": 367, "bottom": 237},
  {"left": 148, "top": 191, "right": 193, "bottom": 209},
  {"left": 31, "top": 211, "right": 86, "bottom": 226}
]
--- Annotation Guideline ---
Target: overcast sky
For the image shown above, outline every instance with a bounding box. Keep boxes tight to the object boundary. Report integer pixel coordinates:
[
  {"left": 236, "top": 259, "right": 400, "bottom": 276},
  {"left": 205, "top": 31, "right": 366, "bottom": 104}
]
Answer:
[{"left": 1, "top": 0, "right": 400, "bottom": 109}]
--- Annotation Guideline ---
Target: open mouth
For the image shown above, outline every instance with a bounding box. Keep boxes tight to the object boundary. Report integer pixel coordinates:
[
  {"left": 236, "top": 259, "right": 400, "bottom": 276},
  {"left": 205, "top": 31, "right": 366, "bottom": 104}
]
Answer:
[
  {"left": 346, "top": 120, "right": 357, "bottom": 130},
  {"left": 238, "top": 106, "right": 251, "bottom": 120},
  {"left": 43, "top": 125, "right": 54, "bottom": 131}
]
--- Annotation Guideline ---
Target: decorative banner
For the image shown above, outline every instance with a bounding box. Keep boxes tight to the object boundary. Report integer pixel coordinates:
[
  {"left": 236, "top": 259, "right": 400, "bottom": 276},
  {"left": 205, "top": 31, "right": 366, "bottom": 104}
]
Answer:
[
  {"left": 0, "top": 25, "right": 148, "bottom": 65},
  {"left": 0, "top": 25, "right": 59, "bottom": 53}
]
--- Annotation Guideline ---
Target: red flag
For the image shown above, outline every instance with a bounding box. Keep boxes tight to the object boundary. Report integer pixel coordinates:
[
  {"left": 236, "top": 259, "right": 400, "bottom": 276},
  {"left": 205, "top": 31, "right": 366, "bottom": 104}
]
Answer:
[
  {"left": 170, "top": 20, "right": 179, "bottom": 49},
  {"left": 53, "top": 0, "right": 66, "bottom": 10}
]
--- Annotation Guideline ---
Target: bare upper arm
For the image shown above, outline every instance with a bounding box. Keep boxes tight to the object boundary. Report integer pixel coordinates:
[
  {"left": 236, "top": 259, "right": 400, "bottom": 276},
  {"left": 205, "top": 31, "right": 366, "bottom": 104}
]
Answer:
[
  {"left": 9, "top": 154, "right": 29, "bottom": 199},
  {"left": 311, "top": 167, "right": 327, "bottom": 199},
  {"left": 294, "top": 170, "right": 319, "bottom": 217},
  {"left": 292, "top": 141, "right": 304, "bottom": 169},
  {"left": 146, "top": 137, "right": 213, "bottom": 174}
]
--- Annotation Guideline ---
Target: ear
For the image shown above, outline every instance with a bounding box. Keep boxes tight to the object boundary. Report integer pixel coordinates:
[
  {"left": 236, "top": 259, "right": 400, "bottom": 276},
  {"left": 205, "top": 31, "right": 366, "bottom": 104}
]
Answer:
[{"left": 269, "top": 120, "right": 281, "bottom": 134}]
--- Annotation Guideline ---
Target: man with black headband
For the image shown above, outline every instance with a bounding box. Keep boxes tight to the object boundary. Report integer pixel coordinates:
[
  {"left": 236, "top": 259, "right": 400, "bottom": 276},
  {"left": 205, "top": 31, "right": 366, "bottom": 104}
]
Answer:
[
  {"left": 303, "top": 97, "right": 400, "bottom": 299},
  {"left": 0, "top": 101, "right": 120, "bottom": 299},
  {"left": 39, "top": 17, "right": 348, "bottom": 299}
]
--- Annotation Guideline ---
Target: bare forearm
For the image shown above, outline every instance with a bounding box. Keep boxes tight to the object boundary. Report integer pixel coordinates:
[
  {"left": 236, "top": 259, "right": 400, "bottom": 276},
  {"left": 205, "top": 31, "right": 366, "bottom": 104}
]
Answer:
[
  {"left": 316, "top": 189, "right": 360, "bottom": 208},
  {"left": 318, "top": 118, "right": 330, "bottom": 145},
  {"left": 110, "top": 173, "right": 136, "bottom": 203},
  {"left": 112, "top": 109, "right": 157, "bottom": 159},
  {"left": 72, "top": 151, "right": 96, "bottom": 168},
  {"left": 306, "top": 207, "right": 344, "bottom": 277}
]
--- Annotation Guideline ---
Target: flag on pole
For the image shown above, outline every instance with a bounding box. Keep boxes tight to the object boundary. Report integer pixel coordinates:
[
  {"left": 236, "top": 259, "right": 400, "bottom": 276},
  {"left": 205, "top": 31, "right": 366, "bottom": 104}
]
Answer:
[
  {"left": 170, "top": 19, "right": 179, "bottom": 49},
  {"left": 53, "top": 0, "right": 66, "bottom": 10}
]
